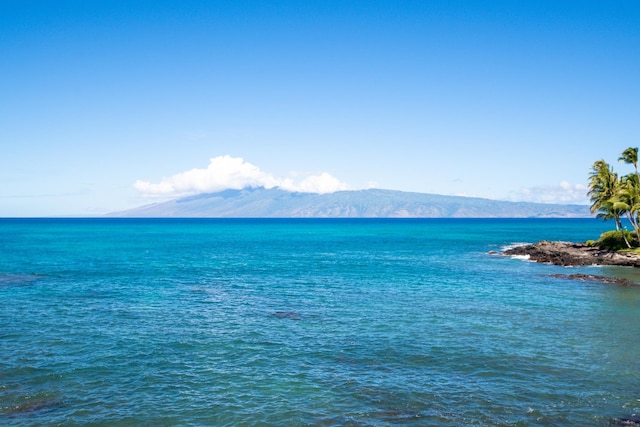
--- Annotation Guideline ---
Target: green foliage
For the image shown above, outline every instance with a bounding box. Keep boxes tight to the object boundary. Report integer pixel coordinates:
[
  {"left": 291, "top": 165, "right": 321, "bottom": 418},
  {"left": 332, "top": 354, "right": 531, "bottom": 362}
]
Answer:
[
  {"left": 588, "top": 147, "right": 640, "bottom": 248},
  {"left": 594, "top": 230, "right": 638, "bottom": 251}
]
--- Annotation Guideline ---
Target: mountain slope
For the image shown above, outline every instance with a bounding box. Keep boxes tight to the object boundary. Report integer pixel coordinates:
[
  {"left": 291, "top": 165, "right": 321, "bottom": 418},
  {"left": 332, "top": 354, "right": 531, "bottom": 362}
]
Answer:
[{"left": 109, "top": 187, "right": 591, "bottom": 218}]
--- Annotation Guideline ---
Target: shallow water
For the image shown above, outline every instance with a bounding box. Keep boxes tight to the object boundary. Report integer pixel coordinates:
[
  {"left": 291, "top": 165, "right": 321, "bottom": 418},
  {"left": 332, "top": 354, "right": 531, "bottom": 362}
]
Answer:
[{"left": 1, "top": 218, "right": 639, "bottom": 426}]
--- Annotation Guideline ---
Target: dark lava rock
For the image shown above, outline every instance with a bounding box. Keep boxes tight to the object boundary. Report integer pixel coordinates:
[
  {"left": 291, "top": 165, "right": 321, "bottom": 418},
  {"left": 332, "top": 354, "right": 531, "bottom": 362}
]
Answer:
[
  {"left": 611, "top": 415, "right": 640, "bottom": 425},
  {"left": 503, "top": 241, "right": 640, "bottom": 268},
  {"left": 551, "top": 273, "right": 640, "bottom": 287}
]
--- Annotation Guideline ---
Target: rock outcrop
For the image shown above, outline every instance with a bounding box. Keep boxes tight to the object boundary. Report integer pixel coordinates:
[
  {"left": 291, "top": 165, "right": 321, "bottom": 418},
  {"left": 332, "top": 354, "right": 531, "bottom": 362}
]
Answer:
[
  {"left": 551, "top": 273, "right": 639, "bottom": 287},
  {"left": 503, "top": 240, "right": 640, "bottom": 268}
]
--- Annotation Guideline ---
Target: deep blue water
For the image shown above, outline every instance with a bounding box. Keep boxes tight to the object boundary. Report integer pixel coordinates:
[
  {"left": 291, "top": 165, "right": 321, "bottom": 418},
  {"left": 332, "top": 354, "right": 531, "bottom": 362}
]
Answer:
[{"left": 1, "top": 218, "right": 639, "bottom": 426}]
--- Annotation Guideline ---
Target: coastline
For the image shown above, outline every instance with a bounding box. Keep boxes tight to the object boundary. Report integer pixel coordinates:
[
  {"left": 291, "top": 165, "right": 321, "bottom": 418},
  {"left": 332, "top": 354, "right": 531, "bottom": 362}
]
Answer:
[
  {"left": 501, "top": 240, "right": 640, "bottom": 287},
  {"left": 502, "top": 240, "right": 640, "bottom": 268}
]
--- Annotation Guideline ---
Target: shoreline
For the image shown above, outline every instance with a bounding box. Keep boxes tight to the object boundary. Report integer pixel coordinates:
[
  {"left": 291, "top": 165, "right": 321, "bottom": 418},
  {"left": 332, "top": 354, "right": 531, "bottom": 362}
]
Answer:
[
  {"left": 501, "top": 240, "right": 640, "bottom": 286},
  {"left": 502, "top": 240, "right": 640, "bottom": 268}
]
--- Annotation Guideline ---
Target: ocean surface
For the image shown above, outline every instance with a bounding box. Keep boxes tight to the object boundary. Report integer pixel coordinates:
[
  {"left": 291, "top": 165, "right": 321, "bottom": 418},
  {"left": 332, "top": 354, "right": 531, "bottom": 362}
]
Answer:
[{"left": 1, "top": 218, "right": 639, "bottom": 426}]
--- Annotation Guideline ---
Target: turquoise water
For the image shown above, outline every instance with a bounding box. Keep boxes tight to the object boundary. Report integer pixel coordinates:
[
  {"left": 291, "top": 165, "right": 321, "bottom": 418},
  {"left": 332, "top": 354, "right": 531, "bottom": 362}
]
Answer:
[{"left": 1, "top": 218, "right": 639, "bottom": 426}]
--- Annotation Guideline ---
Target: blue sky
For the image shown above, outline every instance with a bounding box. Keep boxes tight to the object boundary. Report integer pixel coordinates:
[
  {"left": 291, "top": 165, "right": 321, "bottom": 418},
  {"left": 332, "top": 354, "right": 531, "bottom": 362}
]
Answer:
[{"left": 1, "top": 0, "right": 639, "bottom": 216}]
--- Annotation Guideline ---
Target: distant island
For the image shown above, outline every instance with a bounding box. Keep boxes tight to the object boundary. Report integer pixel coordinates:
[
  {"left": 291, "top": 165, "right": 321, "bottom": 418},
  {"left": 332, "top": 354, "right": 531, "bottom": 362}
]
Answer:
[{"left": 110, "top": 187, "right": 590, "bottom": 218}]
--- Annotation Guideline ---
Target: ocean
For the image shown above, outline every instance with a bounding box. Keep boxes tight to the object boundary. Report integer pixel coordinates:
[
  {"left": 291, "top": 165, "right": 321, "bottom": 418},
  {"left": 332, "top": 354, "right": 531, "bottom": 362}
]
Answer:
[{"left": 1, "top": 218, "right": 639, "bottom": 426}]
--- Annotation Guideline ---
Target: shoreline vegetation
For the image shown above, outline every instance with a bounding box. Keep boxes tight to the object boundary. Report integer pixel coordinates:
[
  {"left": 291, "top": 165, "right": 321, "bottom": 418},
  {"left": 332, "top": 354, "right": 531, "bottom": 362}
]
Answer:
[{"left": 500, "top": 147, "right": 640, "bottom": 290}]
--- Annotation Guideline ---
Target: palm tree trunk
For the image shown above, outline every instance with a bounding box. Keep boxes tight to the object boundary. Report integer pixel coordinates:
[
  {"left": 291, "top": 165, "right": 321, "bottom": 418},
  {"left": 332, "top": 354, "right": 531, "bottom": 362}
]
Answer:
[
  {"left": 620, "top": 216, "right": 637, "bottom": 249},
  {"left": 614, "top": 216, "right": 622, "bottom": 231},
  {"left": 624, "top": 213, "right": 636, "bottom": 248}
]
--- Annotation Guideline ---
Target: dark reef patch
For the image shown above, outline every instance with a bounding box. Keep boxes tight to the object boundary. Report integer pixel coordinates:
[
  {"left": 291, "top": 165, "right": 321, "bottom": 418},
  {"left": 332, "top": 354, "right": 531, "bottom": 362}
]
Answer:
[
  {"left": 272, "top": 311, "right": 302, "bottom": 320},
  {"left": 0, "top": 273, "right": 43, "bottom": 286},
  {"left": 4, "top": 396, "right": 63, "bottom": 416}
]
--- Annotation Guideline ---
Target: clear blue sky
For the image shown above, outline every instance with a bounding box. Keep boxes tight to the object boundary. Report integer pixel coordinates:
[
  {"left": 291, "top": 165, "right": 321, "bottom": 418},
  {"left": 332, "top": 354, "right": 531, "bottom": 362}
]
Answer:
[{"left": 1, "top": 0, "right": 639, "bottom": 216}]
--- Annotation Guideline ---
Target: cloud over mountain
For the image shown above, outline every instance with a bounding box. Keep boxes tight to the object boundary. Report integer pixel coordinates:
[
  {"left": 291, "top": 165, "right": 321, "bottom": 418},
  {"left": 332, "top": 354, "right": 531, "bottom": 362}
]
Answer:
[
  {"left": 112, "top": 187, "right": 591, "bottom": 218},
  {"left": 509, "top": 181, "right": 588, "bottom": 205},
  {"left": 134, "top": 155, "right": 349, "bottom": 197}
]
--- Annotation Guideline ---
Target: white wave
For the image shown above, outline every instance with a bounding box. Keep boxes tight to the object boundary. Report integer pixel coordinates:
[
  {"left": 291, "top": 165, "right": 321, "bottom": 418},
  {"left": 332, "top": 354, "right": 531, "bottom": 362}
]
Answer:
[{"left": 500, "top": 242, "right": 531, "bottom": 252}]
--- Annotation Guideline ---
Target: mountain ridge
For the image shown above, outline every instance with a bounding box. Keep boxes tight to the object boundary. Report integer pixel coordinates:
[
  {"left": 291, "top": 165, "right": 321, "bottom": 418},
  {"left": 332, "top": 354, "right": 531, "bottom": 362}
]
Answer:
[{"left": 109, "top": 187, "right": 591, "bottom": 218}]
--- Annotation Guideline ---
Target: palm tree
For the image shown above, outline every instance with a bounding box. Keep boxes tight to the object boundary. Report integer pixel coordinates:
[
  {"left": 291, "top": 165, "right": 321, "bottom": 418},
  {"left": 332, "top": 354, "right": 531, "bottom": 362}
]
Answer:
[
  {"left": 619, "top": 147, "right": 639, "bottom": 178},
  {"left": 588, "top": 160, "right": 627, "bottom": 241},
  {"left": 617, "top": 147, "right": 640, "bottom": 245},
  {"left": 614, "top": 174, "right": 640, "bottom": 245}
]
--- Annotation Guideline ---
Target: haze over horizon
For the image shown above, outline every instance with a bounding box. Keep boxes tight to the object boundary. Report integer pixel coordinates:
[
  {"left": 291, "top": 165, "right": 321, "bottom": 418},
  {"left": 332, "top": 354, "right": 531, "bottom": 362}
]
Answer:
[{"left": 2, "top": 1, "right": 639, "bottom": 216}]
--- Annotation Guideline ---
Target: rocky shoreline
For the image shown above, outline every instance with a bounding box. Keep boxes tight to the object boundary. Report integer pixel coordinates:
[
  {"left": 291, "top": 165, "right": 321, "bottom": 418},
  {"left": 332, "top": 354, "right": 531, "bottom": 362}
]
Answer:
[{"left": 502, "top": 240, "right": 640, "bottom": 268}]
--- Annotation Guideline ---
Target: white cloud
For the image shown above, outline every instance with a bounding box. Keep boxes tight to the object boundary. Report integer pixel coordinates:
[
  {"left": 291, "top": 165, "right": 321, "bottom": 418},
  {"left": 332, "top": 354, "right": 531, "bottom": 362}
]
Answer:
[
  {"left": 135, "top": 155, "right": 349, "bottom": 197},
  {"left": 280, "top": 172, "right": 349, "bottom": 193},
  {"left": 507, "top": 181, "right": 589, "bottom": 204}
]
